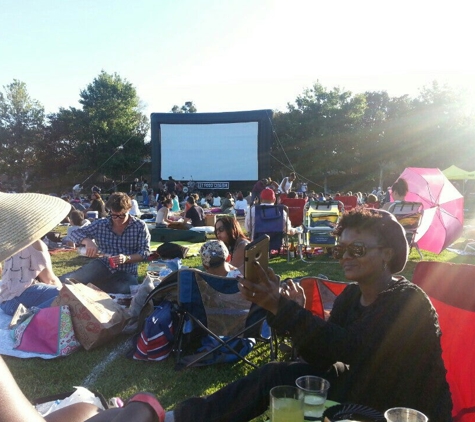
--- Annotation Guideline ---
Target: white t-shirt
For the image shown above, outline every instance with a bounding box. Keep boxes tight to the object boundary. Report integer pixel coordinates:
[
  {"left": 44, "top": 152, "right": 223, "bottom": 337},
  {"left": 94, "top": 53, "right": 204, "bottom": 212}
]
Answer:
[
  {"left": 234, "top": 199, "right": 248, "bottom": 211},
  {"left": 129, "top": 199, "right": 141, "bottom": 216}
]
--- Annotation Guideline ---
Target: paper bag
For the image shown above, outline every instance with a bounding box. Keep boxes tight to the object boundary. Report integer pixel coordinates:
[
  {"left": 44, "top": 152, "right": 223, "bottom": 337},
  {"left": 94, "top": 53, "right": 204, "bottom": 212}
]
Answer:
[{"left": 52, "top": 283, "right": 129, "bottom": 350}]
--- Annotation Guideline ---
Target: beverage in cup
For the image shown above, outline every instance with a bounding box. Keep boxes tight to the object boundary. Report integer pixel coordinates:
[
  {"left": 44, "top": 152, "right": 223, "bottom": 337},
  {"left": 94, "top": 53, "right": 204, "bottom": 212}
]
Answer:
[
  {"left": 295, "top": 375, "right": 330, "bottom": 420},
  {"left": 270, "top": 385, "right": 304, "bottom": 422},
  {"left": 384, "top": 407, "right": 428, "bottom": 422}
]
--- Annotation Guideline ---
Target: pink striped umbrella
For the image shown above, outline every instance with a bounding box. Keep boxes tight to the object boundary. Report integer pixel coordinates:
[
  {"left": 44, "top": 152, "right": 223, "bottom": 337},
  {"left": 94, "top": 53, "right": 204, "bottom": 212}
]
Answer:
[{"left": 398, "top": 167, "right": 464, "bottom": 254}]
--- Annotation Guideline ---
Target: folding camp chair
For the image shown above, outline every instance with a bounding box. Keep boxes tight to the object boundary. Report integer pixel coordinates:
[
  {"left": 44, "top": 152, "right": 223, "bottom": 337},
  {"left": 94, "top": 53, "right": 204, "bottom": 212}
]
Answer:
[
  {"left": 173, "top": 268, "right": 276, "bottom": 369},
  {"left": 251, "top": 204, "right": 290, "bottom": 259},
  {"left": 387, "top": 201, "right": 424, "bottom": 259},
  {"left": 412, "top": 261, "right": 475, "bottom": 422},
  {"left": 300, "top": 200, "right": 340, "bottom": 262},
  {"left": 334, "top": 195, "right": 358, "bottom": 211},
  {"left": 298, "top": 276, "right": 348, "bottom": 319},
  {"left": 280, "top": 197, "right": 307, "bottom": 227},
  {"left": 278, "top": 276, "right": 348, "bottom": 360}
]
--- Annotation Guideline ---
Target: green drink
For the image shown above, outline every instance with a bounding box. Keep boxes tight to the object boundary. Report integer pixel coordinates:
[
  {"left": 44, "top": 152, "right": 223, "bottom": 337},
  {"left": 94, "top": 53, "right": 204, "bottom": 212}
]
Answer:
[{"left": 270, "top": 386, "right": 304, "bottom": 422}]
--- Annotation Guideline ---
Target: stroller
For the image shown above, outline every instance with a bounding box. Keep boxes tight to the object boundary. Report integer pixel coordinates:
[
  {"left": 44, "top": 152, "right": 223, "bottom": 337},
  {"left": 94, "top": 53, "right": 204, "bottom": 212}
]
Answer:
[{"left": 299, "top": 200, "right": 341, "bottom": 261}]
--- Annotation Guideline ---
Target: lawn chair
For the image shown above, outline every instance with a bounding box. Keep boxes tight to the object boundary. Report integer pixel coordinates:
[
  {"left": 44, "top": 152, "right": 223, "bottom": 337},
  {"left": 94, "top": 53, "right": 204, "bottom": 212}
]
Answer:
[
  {"left": 280, "top": 197, "right": 307, "bottom": 227},
  {"left": 251, "top": 204, "right": 290, "bottom": 259},
  {"left": 298, "top": 276, "right": 348, "bottom": 319},
  {"left": 279, "top": 276, "right": 348, "bottom": 360},
  {"left": 412, "top": 261, "right": 475, "bottom": 422},
  {"left": 334, "top": 195, "right": 358, "bottom": 211},
  {"left": 300, "top": 200, "right": 341, "bottom": 262},
  {"left": 173, "top": 268, "right": 276, "bottom": 369},
  {"left": 387, "top": 201, "right": 424, "bottom": 259}
]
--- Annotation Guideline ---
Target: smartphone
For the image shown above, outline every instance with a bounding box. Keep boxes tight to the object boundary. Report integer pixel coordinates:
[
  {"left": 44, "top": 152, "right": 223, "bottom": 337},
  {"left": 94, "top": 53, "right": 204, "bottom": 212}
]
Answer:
[{"left": 244, "top": 235, "right": 270, "bottom": 282}]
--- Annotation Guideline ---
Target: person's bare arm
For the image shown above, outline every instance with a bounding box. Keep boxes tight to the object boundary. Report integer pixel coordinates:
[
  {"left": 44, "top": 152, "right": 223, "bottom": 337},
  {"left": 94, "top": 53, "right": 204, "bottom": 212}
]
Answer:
[{"left": 0, "top": 357, "right": 47, "bottom": 422}]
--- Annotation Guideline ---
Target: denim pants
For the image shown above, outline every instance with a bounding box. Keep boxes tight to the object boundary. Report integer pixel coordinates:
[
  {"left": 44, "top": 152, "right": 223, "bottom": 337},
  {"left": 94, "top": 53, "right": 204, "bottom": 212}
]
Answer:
[
  {"left": 174, "top": 361, "right": 346, "bottom": 422},
  {"left": 59, "top": 259, "right": 137, "bottom": 294},
  {"left": 0, "top": 284, "right": 60, "bottom": 316}
]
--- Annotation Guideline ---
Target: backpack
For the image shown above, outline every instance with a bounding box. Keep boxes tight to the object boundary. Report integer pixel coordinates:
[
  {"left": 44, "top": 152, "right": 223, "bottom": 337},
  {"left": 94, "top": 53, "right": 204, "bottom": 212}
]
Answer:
[{"left": 133, "top": 300, "right": 175, "bottom": 361}]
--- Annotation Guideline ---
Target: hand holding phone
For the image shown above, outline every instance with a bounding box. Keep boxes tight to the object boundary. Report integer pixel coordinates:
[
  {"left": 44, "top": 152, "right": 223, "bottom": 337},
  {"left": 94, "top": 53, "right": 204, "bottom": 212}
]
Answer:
[{"left": 244, "top": 235, "right": 270, "bottom": 283}]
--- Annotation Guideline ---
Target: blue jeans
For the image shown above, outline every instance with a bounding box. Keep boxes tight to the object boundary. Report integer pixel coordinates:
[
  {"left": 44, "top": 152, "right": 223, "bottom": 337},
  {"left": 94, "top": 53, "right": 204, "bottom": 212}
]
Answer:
[
  {"left": 59, "top": 259, "right": 137, "bottom": 294},
  {"left": 0, "top": 284, "right": 60, "bottom": 316}
]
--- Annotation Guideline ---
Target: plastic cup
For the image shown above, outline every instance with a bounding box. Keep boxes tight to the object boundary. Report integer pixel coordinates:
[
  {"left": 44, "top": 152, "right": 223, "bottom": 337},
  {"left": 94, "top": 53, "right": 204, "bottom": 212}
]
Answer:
[
  {"left": 384, "top": 407, "right": 428, "bottom": 422},
  {"left": 270, "top": 385, "right": 304, "bottom": 422},
  {"left": 295, "top": 376, "right": 330, "bottom": 420}
]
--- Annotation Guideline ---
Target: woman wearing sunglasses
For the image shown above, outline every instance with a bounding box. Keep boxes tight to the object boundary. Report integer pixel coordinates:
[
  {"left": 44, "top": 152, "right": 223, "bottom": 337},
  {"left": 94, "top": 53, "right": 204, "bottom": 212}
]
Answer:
[
  {"left": 59, "top": 192, "right": 151, "bottom": 294},
  {"left": 214, "top": 216, "right": 249, "bottom": 272},
  {"left": 155, "top": 208, "right": 451, "bottom": 422}
]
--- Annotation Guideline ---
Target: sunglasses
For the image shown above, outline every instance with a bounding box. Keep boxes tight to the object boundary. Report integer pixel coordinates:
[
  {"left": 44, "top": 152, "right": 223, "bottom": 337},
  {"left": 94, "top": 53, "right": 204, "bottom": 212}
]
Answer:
[
  {"left": 109, "top": 212, "right": 127, "bottom": 219},
  {"left": 332, "top": 242, "right": 382, "bottom": 259}
]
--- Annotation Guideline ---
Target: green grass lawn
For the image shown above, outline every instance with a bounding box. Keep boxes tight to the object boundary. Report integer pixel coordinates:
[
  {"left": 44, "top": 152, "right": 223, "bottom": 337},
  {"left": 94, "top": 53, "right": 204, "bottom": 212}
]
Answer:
[{"left": 4, "top": 228, "right": 475, "bottom": 421}]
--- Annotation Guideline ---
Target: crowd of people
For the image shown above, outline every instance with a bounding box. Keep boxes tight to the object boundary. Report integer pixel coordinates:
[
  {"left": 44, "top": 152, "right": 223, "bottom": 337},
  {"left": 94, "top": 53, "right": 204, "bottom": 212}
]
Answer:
[{"left": 0, "top": 173, "right": 454, "bottom": 421}]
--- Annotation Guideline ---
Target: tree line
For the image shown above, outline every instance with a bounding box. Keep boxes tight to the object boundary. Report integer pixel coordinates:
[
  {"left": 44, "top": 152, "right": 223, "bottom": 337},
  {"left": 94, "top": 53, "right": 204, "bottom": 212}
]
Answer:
[{"left": 1, "top": 72, "right": 473, "bottom": 193}]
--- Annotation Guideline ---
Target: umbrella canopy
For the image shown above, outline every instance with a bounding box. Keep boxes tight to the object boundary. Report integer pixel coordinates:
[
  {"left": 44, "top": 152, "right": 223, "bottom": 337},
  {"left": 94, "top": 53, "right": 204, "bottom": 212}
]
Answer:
[
  {"left": 398, "top": 167, "right": 464, "bottom": 254},
  {"left": 442, "top": 165, "right": 475, "bottom": 180},
  {"left": 442, "top": 165, "right": 471, "bottom": 180}
]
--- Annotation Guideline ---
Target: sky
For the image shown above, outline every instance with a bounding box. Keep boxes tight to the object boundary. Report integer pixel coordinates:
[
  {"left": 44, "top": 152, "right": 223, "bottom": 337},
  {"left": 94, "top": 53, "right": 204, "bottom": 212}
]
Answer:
[{"left": 1, "top": 0, "right": 475, "bottom": 117}]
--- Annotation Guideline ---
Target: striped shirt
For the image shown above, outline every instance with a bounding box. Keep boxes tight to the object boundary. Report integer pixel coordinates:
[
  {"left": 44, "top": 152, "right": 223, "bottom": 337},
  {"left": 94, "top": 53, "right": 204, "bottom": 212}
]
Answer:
[{"left": 69, "top": 216, "right": 151, "bottom": 275}]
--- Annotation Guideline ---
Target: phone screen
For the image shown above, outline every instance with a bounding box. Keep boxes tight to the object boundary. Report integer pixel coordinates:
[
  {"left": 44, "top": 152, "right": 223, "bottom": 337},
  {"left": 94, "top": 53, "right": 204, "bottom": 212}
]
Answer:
[{"left": 244, "top": 235, "right": 270, "bottom": 282}]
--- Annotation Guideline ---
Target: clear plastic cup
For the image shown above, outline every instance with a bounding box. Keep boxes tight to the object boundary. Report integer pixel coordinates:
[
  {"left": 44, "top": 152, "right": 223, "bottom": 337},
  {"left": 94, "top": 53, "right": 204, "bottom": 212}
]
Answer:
[
  {"left": 384, "top": 407, "right": 428, "bottom": 422},
  {"left": 295, "top": 376, "right": 330, "bottom": 420},
  {"left": 270, "top": 385, "right": 304, "bottom": 422}
]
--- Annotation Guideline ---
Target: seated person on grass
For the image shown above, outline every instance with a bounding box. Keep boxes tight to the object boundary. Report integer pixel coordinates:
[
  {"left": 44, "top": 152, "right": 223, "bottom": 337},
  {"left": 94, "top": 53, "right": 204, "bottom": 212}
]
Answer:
[
  {"left": 62, "top": 210, "right": 91, "bottom": 247},
  {"left": 220, "top": 192, "right": 235, "bottom": 214},
  {"left": 145, "top": 208, "right": 451, "bottom": 422},
  {"left": 200, "top": 240, "right": 241, "bottom": 278},
  {"left": 0, "top": 193, "right": 163, "bottom": 422},
  {"left": 59, "top": 192, "right": 151, "bottom": 294},
  {"left": 155, "top": 199, "right": 174, "bottom": 228},
  {"left": 245, "top": 187, "right": 297, "bottom": 239},
  {"left": 0, "top": 192, "right": 71, "bottom": 316},
  {"left": 184, "top": 196, "right": 205, "bottom": 228},
  {"left": 214, "top": 216, "right": 249, "bottom": 272}
]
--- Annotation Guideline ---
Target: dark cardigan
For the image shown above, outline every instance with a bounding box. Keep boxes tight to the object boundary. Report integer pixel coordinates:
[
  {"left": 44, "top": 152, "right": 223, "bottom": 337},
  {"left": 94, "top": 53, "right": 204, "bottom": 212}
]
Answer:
[{"left": 268, "top": 277, "right": 453, "bottom": 422}]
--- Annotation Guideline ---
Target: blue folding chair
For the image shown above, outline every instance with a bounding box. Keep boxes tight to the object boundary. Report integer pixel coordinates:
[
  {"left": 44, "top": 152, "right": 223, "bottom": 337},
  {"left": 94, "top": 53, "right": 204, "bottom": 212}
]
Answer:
[
  {"left": 173, "top": 269, "right": 276, "bottom": 368},
  {"left": 251, "top": 204, "right": 289, "bottom": 258}
]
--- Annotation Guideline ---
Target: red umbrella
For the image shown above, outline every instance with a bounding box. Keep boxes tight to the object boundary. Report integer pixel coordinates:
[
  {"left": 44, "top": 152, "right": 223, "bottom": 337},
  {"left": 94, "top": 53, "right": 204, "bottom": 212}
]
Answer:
[{"left": 398, "top": 167, "right": 464, "bottom": 254}]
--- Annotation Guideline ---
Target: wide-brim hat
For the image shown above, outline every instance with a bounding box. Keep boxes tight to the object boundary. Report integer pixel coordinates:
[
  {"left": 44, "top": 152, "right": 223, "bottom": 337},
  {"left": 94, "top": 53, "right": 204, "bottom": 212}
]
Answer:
[{"left": 0, "top": 192, "right": 71, "bottom": 262}]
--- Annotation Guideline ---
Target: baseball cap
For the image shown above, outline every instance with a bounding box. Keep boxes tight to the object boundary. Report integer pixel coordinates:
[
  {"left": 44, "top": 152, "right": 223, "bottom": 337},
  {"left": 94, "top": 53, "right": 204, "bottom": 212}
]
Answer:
[{"left": 260, "top": 188, "right": 276, "bottom": 202}]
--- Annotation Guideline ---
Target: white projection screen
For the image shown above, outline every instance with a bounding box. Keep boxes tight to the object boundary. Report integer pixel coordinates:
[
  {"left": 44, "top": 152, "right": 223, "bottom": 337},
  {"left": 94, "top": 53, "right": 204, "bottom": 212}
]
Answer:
[
  {"left": 150, "top": 110, "right": 273, "bottom": 187},
  {"left": 161, "top": 122, "right": 258, "bottom": 181}
]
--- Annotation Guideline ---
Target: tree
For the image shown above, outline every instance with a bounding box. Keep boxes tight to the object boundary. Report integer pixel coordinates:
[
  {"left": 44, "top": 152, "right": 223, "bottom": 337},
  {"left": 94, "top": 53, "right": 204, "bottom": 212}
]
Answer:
[
  {"left": 171, "top": 101, "right": 197, "bottom": 113},
  {"left": 44, "top": 71, "right": 149, "bottom": 186},
  {"left": 0, "top": 80, "right": 45, "bottom": 191}
]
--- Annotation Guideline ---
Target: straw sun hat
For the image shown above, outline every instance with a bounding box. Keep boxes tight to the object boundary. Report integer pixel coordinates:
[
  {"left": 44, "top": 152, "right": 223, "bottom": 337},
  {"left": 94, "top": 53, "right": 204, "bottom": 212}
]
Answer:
[{"left": 0, "top": 192, "right": 71, "bottom": 262}]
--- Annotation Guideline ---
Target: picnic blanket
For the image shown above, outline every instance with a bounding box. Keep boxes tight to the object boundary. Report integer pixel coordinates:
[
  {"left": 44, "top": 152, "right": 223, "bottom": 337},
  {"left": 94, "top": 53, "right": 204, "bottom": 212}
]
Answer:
[{"left": 0, "top": 310, "right": 57, "bottom": 359}]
